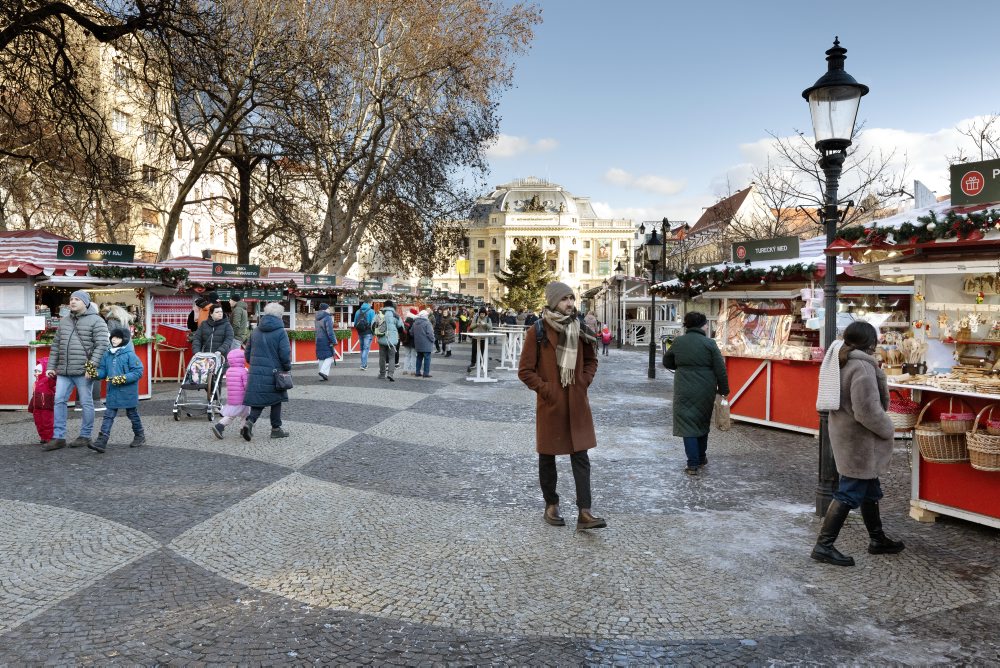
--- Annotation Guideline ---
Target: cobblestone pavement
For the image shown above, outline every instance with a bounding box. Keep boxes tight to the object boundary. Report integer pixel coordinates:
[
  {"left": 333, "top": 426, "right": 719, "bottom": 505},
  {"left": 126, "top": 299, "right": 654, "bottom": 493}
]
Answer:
[{"left": 1, "top": 344, "right": 998, "bottom": 666}]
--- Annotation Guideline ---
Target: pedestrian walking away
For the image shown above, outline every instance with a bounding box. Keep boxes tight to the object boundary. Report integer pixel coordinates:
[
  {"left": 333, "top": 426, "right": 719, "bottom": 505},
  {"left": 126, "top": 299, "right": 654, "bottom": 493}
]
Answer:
[
  {"left": 45, "top": 290, "right": 109, "bottom": 451},
  {"left": 401, "top": 308, "right": 419, "bottom": 375},
  {"left": 212, "top": 348, "right": 251, "bottom": 439},
  {"left": 375, "top": 300, "right": 402, "bottom": 381},
  {"left": 410, "top": 309, "right": 436, "bottom": 378},
  {"left": 599, "top": 325, "right": 612, "bottom": 356},
  {"left": 518, "top": 281, "right": 606, "bottom": 531},
  {"left": 811, "top": 321, "right": 905, "bottom": 567},
  {"left": 354, "top": 302, "right": 376, "bottom": 370},
  {"left": 315, "top": 302, "right": 337, "bottom": 380},
  {"left": 89, "top": 327, "right": 145, "bottom": 453},
  {"left": 242, "top": 302, "right": 292, "bottom": 440},
  {"left": 663, "top": 311, "right": 730, "bottom": 475},
  {"left": 438, "top": 308, "right": 456, "bottom": 356}
]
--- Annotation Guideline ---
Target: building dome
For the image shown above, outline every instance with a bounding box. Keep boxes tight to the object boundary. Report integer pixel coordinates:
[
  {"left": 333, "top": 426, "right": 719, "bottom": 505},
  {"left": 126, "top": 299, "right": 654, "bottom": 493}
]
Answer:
[{"left": 470, "top": 177, "right": 578, "bottom": 224}]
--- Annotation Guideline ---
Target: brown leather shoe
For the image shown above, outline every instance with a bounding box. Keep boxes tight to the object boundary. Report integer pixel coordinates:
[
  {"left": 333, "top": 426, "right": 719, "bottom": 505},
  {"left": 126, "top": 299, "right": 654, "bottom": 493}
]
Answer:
[
  {"left": 543, "top": 504, "right": 565, "bottom": 526},
  {"left": 577, "top": 509, "right": 607, "bottom": 530},
  {"left": 44, "top": 438, "right": 66, "bottom": 451}
]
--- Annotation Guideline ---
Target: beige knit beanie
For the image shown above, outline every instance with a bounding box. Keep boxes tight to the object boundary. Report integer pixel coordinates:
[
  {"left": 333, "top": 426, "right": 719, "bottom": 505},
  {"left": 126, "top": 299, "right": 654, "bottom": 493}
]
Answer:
[{"left": 544, "top": 281, "right": 573, "bottom": 310}]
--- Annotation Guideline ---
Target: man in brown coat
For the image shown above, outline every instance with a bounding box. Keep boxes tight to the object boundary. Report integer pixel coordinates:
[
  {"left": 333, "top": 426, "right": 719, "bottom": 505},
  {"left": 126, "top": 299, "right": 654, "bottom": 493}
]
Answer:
[{"left": 518, "top": 281, "right": 606, "bottom": 530}]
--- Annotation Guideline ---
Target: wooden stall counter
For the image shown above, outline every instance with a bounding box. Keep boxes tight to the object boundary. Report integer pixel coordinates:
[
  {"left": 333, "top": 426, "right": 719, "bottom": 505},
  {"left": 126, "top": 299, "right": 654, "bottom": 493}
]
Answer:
[{"left": 725, "top": 355, "right": 821, "bottom": 434}]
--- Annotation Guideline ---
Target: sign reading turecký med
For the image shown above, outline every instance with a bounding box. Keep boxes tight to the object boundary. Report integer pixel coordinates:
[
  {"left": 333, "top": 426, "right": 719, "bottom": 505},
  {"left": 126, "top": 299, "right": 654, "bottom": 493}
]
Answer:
[{"left": 731, "top": 236, "right": 799, "bottom": 264}]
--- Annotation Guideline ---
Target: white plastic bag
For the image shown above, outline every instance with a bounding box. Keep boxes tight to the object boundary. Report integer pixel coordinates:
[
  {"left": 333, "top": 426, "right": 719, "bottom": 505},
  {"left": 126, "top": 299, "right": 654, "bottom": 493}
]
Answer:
[{"left": 715, "top": 396, "right": 732, "bottom": 431}]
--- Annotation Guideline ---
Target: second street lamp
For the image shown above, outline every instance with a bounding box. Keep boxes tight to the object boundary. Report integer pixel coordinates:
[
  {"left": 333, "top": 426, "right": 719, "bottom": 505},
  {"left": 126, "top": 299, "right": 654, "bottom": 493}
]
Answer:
[
  {"left": 615, "top": 261, "right": 625, "bottom": 349},
  {"left": 640, "top": 218, "right": 667, "bottom": 379},
  {"left": 802, "top": 37, "right": 868, "bottom": 516}
]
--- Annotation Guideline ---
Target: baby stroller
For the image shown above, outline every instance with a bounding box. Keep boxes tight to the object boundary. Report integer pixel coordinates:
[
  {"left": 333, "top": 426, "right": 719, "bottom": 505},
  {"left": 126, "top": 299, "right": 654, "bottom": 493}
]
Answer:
[{"left": 173, "top": 351, "right": 225, "bottom": 421}]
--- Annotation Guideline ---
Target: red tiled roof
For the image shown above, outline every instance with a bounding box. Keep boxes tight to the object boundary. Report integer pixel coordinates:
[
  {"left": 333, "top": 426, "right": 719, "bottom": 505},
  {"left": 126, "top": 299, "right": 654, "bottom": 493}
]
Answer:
[{"left": 689, "top": 186, "right": 753, "bottom": 235}]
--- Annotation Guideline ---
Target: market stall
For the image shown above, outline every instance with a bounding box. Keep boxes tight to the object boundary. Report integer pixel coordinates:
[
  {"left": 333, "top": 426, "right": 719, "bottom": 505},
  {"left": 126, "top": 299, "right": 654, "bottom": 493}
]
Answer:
[
  {"left": 853, "top": 199, "right": 1000, "bottom": 528},
  {"left": 0, "top": 231, "right": 184, "bottom": 408},
  {"left": 655, "top": 234, "right": 914, "bottom": 434}
]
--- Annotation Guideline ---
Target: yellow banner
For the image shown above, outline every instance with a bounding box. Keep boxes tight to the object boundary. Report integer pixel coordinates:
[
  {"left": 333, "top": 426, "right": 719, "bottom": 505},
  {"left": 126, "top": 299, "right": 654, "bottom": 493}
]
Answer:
[{"left": 455, "top": 259, "right": 470, "bottom": 275}]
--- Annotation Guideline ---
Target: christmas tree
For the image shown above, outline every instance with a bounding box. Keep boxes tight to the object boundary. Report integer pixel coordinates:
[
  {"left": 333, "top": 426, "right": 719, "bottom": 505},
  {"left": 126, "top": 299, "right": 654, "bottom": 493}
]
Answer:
[{"left": 494, "top": 239, "right": 553, "bottom": 311}]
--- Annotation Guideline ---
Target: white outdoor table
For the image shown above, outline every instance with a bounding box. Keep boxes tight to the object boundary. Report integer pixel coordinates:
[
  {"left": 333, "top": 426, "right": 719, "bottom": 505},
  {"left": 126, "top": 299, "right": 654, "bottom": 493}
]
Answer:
[
  {"left": 495, "top": 326, "right": 528, "bottom": 370},
  {"left": 465, "top": 332, "right": 505, "bottom": 383}
]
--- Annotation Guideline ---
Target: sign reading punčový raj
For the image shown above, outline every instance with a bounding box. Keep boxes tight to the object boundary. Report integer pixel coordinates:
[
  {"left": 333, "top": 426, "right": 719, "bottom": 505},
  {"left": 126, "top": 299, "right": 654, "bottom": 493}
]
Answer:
[
  {"left": 950, "top": 157, "right": 1000, "bottom": 206},
  {"left": 731, "top": 236, "right": 799, "bottom": 264},
  {"left": 211, "top": 263, "right": 260, "bottom": 278},
  {"left": 58, "top": 241, "right": 135, "bottom": 263}
]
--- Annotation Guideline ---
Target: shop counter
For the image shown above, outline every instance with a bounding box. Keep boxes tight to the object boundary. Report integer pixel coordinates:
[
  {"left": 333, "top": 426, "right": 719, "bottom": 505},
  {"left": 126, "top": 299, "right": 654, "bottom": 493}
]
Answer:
[
  {"left": 888, "top": 384, "right": 1000, "bottom": 529},
  {"left": 725, "top": 356, "right": 821, "bottom": 434},
  {"left": 0, "top": 343, "right": 151, "bottom": 410}
]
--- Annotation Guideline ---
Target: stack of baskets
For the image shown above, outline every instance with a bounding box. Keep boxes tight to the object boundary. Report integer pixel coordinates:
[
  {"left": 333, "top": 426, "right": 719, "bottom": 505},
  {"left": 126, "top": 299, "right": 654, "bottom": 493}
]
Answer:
[
  {"left": 967, "top": 405, "right": 1000, "bottom": 472},
  {"left": 887, "top": 390, "right": 920, "bottom": 431},
  {"left": 914, "top": 398, "right": 969, "bottom": 463}
]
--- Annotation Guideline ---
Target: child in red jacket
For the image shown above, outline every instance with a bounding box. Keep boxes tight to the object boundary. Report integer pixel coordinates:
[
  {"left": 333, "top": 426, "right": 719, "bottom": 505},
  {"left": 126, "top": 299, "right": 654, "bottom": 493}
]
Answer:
[{"left": 29, "top": 357, "right": 56, "bottom": 444}]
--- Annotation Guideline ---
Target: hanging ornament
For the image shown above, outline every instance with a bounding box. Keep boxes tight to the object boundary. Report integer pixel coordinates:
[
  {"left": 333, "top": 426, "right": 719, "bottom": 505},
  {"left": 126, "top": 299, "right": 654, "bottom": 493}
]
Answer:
[
  {"left": 915, "top": 292, "right": 924, "bottom": 302},
  {"left": 927, "top": 222, "right": 936, "bottom": 232},
  {"left": 977, "top": 291, "right": 986, "bottom": 304}
]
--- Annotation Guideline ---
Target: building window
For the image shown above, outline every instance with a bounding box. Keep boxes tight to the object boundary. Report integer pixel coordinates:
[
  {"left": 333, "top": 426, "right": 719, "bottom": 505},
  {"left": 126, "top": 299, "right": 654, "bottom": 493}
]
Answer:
[
  {"left": 478, "top": 282, "right": 485, "bottom": 289},
  {"left": 142, "top": 165, "right": 158, "bottom": 187},
  {"left": 548, "top": 259, "right": 557, "bottom": 272},
  {"left": 176, "top": 221, "right": 183, "bottom": 240},
  {"left": 477, "top": 239, "right": 485, "bottom": 248},
  {"left": 142, "top": 121, "right": 157, "bottom": 145},
  {"left": 583, "top": 240, "right": 591, "bottom": 249},
  {"left": 582, "top": 260, "right": 591, "bottom": 274},
  {"left": 491, "top": 238, "right": 497, "bottom": 245},
  {"left": 442, "top": 283, "right": 449, "bottom": 289},
  {"left": 568, "top": 251, "right": 576, "bottom": 273},
  {"left": 112, "top": 109, "right": 129, "bottom": 133},
  {"left": 141, "top": 208, "right": 158, "bottom": 229},
  {"left": 193, "top": 223, "right": 200, "bottom": 242},
  {"left": 110, "top": 155, "right": 132, "bottom": 177},
  {"left": 477, "top": 259, "right": 485, "bottom": 274},
  {"left": 620, "top": 240, "right": 628, "bottom": 249}
]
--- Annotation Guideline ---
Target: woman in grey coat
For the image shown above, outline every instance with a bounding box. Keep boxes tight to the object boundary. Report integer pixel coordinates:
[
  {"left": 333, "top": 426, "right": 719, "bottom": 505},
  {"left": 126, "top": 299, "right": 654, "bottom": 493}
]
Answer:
[
  {"left": 811, "top": 321, "right": 904, "bottom": 567},
  {"left": 663, "top": 311, "right": 729, "bottom": 475}
]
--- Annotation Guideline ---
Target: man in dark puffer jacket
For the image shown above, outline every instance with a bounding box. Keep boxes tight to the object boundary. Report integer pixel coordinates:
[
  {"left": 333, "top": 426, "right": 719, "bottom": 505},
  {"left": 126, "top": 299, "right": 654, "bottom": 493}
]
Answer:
[{"left": 45, "top": 290, "right": 109, "bottom": 450}]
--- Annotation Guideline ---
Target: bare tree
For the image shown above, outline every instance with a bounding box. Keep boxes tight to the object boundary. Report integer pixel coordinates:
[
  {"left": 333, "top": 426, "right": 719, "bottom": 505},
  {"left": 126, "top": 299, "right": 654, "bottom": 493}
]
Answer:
[
  {"left": 285, "top": 0, "right": 540, "bottom": 275},
  {"left": 759, "top": 126, "right": 909, "bottom": 232},
  {"left": 947, "top": 114, "right": 1000, "bottom": 164}
]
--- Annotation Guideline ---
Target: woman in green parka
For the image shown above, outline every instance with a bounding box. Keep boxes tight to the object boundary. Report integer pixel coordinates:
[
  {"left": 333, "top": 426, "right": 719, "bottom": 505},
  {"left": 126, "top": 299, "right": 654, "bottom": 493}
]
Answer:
[{"left": 663, "top": 311, "right": 730, "bottom": 475}]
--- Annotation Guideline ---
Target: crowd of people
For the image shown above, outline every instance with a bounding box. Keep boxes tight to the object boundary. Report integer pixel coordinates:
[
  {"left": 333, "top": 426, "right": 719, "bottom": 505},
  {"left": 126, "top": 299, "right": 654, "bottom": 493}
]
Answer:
[{"left": 29, "top": 282, "right": 905, "bottom": 560}]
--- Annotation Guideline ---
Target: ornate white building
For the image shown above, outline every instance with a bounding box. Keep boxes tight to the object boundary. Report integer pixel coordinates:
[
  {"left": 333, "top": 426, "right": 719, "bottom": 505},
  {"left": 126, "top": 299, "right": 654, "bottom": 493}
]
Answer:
[{"left": 429, "top": 177, "right": 635, "bottom": 302}]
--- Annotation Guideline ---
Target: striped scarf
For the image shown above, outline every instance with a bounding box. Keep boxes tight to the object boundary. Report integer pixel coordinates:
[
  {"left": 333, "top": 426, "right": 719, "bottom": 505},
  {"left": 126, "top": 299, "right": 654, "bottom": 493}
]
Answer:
[{"left": 541, "top": 307, "right": 596, "bottom": 387}]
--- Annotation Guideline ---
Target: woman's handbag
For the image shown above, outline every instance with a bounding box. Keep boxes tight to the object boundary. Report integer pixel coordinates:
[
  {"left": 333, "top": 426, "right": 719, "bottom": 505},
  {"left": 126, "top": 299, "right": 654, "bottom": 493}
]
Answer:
[
  {"left": 714, "top": 395, "right": 732, "bottom": 431},
  {"left": 260, "top": 330, "right": 294, "bottom": 390},
  {"left": 273, "top": 369, "right": 294, "bottom": 390}
]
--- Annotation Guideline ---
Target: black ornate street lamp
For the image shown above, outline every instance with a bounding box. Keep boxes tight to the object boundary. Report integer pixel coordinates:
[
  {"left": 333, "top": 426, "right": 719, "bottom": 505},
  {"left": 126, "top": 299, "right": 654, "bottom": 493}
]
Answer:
[
  {"left": 803, "top": 37, "right": 868, "bottom": 516},
  {"left": 614, "top": 261, "right": 625, "bottom": 349},
  {"left": 639, "top": 218, "right": 668, "bottom": 379}
]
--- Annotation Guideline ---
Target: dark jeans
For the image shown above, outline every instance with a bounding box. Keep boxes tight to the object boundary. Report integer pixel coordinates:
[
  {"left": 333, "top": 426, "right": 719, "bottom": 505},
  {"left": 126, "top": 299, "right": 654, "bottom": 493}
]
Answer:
[
  {"left": 415, "top": 351, "right": 431, "bottom": 376},
  {"left": 682, "top": 434, "right": 708, "bottom": 468},
  {"left": 470, "top": 339, "right": 486, "bottom": 366},
  {"left": 100, "top": 406, "right": 143, "bottom": 436},
  {"left": 538, "top": 451, "right": 592, "bottom": 510},
  {"left": 833, "top": 476, "right": 883, "bottom": 509},
  {"left": 248, "top": 402, "right": 282, "bottom": 428}
]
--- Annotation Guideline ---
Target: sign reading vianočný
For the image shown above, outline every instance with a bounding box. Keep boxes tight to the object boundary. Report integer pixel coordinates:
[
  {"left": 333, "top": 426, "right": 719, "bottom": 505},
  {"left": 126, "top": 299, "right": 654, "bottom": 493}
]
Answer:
[
  {"left": 212, "top": 263, "right": 260, "bottom": 278},
  {"left": 950, "top": 158, "right": 1000, "bottom": 206}
]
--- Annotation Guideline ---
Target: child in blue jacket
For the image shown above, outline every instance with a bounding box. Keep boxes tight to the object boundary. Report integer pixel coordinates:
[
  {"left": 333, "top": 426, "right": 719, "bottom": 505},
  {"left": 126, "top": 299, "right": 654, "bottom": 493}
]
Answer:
[{"left": 90, "top": 327, "right": 145, "bottom": 453}]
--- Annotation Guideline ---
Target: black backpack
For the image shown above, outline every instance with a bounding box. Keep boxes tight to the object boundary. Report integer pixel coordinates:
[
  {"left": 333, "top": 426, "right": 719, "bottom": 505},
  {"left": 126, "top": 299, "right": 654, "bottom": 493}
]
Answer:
[{"left": 355, "top": 312, "right": 371, "bottom": 334}]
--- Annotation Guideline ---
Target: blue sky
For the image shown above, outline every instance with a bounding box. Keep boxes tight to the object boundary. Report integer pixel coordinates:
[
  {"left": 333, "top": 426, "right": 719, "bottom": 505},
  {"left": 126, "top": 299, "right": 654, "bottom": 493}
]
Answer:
[{"left": 483, "top": 0, "right": 1000, "bottom": 225}]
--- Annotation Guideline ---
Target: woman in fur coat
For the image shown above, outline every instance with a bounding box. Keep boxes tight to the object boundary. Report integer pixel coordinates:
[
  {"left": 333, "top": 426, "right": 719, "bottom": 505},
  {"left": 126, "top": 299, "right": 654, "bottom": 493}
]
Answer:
[{"left": 812, "top": 321, "right": 905, "bottom": 567}]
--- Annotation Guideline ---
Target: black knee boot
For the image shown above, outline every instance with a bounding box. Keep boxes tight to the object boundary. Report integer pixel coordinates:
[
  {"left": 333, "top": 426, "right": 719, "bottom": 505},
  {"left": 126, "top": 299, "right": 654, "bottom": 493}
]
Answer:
[
  {"left": 811, "top": 499, "right": 855, "bottom": 566},
  {"left": 860, "top": 501, "right": 905, "bottom": 554}
]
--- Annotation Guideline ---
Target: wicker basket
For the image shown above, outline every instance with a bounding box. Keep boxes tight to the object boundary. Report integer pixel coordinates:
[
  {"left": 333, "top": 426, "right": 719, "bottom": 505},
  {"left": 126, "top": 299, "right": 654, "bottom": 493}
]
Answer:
[
  {"left": 914, "top": 398, "right": 969, "bottom": 463},
  {"left": 987, "top": 419, "right": 1000, "bottom": 437},
  {"left": 967, "top": 405, "right": 1000, "bottom": 471},
  {"left": 887, "top": 390, "right": 920, "bottom": 431},
  {"left": 939, "top": 397, "right": 975, "bottom": 434}
]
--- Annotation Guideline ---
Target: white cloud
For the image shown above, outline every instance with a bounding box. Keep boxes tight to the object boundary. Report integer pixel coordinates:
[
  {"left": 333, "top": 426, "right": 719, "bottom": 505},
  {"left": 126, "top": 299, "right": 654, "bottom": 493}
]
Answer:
[
  {"left": 485, "top": 134, "right": 558, "bottom": 158},
  {"left": 592, "top": 201, "right": 656, "bottom": 221},
  {"left": 602, "top": 167, "right": 686, "bottom": 196},
  {"left": 728, "top": 116, "right": 997, "bottom": 199}
]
